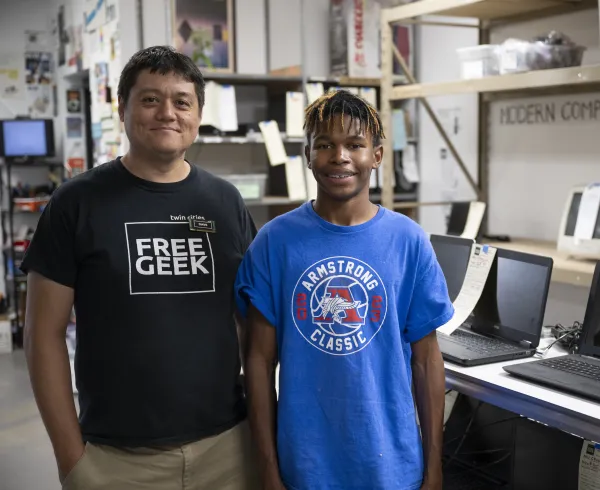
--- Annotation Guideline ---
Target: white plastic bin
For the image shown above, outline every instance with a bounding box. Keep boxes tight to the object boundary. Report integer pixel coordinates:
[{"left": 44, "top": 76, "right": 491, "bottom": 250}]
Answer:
[
  {"left": 457, "top": 45, "right": 500, "bottom": 79},
  {"left": 220, "top": 174, "right": 268, "bottom": 200}
]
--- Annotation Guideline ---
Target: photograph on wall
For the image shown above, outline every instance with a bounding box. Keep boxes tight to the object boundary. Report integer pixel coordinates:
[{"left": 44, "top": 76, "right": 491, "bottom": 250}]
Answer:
[
  {"left": 172, "top": 0, "right": 234, "bottom": 72},
  {"left": 67, "top": 117, "right": 83, "bottom": 138},
  {"left": 67, "top": 89, "right": 82, "bottom": 113},
  {"left": 25, "top": 52, "right": 53, "bottom": 85}
]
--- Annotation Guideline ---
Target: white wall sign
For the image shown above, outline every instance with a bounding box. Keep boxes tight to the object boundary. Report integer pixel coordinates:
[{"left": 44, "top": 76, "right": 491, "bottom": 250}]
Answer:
[{"left": 500, "top": 99, "right": 600, "bottom": 125}]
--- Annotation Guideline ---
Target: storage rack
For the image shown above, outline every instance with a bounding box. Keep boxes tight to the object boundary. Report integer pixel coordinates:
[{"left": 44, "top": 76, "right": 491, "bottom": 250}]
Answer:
[
  {"left": 0, "top": 159, "right": 64, "bottom": 346},
  {"left": 194, "top": 70, "right": 418, "bottom": 220},
  {"left": 379, "top": 0, "right": 600, "bottom": 223}
]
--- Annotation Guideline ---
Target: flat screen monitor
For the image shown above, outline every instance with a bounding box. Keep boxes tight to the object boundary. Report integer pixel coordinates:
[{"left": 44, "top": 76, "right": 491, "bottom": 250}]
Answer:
[
  {"left": 472, "top": 248, "right": 553, "bottom": 348},
  {"left": 557, "top": 186, "right": 600, "bottom": 260},
  {"left": 0, "top": 119, "right": 55, "bottom": 158},
  {"left": 430, "top": 234, "right": 473, "bottom": 302}
]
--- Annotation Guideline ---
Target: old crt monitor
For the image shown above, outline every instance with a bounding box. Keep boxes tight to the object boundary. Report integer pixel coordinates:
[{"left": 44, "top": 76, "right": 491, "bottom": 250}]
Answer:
[
  {"left": 557, "top": 186, "right": 600, "bottom": 260},
  {"left": 0, "top": 119, "right": 55, "bottom": 159}
]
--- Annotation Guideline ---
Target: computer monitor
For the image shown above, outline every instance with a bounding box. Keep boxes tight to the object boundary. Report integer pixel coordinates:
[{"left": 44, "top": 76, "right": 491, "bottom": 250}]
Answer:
[
  {"left": 579, "top": 261, "right": 600, "bottom": 357},
  {"left": 557, "top": 186, "right": 600, "bottom": 260},
  {"left": 472, "top": 248, "right": 553, "bottom": 349},
  {"left": 446, "top": 201, "right": 487, "bottom": 240},
  {"left": 0, "top": 119, "right": 55, "bottom": 159},
  {"left": 430, "top": 234, "right": 474, "bottom": 302}
]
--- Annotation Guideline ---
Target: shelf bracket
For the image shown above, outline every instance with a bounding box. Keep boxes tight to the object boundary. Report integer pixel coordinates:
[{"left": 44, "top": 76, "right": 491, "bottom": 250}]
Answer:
[{"left": 391, "top": 43, "right": 481, "bottom": 201}]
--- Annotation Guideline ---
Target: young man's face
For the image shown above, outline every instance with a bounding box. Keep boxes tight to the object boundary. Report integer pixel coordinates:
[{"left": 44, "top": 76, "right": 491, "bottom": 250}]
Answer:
[
  {"left": 305, "top": 114, "right": 383, "bottom": 202},
  {"left": 119, "top": 69, "right": 201, "bottom": 160}
]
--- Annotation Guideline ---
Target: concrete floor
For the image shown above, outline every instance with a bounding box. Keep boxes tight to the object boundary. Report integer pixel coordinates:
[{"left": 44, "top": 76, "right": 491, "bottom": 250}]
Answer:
[{"left": 0, "top": 350, "right": 62, "bottom": 490}]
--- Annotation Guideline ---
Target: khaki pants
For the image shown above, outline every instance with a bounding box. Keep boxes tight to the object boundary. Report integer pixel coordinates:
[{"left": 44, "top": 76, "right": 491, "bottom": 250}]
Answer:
[{"left": 61, "top": 421, "right": 260, "bottom": 490}]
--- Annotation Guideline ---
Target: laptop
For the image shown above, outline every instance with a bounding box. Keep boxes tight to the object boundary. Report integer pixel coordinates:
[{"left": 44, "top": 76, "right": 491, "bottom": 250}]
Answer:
[
  {"left": 435, "top": 246, "right": 553, "bottom": 367},
  {"left": 430, "top": 234, "right": 474, "bottom": 302},
  {"left": 503, "top": 261, "right": 600, "bottom": 402}
]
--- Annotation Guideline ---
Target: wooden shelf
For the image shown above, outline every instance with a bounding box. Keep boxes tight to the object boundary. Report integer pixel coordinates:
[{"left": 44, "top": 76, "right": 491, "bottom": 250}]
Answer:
[
  {"left": 485, "top": 239, "right": 597, "bottom": 288},
  {"left": 245, "top": 197, "right": 307, "bottom": 206},
  {"left": 194, "top": 135, "right": 304, "bottom": 145},
  {"left": 391, "top": 64, "right": 600, "bottom": 100},
  {"left": 384, "top": 0, "right": 595, "bottom": 23}
]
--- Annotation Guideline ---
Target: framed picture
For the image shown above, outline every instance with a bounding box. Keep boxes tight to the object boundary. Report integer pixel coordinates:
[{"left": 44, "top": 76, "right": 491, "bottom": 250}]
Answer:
[{"left": 172, "top": 0, "right": 235, "bottom": 73}]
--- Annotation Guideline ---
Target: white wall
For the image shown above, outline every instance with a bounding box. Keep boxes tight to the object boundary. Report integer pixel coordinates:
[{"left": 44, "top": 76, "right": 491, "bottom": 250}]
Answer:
[
  {"left": 416, "top": 17, "right": 479, "bottom": 234},
  {"left": 488, "top": 9, "right": 600, "bottom": 242}
]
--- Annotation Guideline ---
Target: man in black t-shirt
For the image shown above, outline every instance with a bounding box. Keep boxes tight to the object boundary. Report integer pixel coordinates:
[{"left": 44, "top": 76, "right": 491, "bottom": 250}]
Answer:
[{"left": 21, "top": 46, "right": 259, "bottom": 489}]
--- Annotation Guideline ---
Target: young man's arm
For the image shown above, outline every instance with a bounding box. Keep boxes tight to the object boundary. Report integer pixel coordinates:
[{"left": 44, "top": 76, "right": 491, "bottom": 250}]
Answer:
[
  {"left": 245, "top": 304, "right": 285, "bottom": 490},
  {"left": 411, "top": 330, "right": 445, "bottom": 490},
  {"left": 24, "top": 271, "right": 84, "bottom": 482}
]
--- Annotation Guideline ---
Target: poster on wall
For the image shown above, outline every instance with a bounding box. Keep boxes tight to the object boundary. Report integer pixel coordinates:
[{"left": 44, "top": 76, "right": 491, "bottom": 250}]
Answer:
[
  {"left": 67, "top": 89, "right": 82, "bottom": 113},
  {"left": 27, "top": 85, "right": 53, "bottom": 118},
  {"left": 25, "top": 52, "right": 53, "bottom": 85},
  {"left": 172, "top": 0, "right": 234, "bottom": 72},
  {"left": 0, "top": 53, "right": 23, "bottom": 100}
]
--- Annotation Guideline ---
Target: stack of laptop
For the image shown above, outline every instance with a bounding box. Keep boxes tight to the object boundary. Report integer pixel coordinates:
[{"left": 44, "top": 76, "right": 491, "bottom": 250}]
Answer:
[
  {"left": 430, "top": 234, "right": 554, "bottom": 367},
  {"left": 503, "top": 261, "right": 600, "bottom": 403}
]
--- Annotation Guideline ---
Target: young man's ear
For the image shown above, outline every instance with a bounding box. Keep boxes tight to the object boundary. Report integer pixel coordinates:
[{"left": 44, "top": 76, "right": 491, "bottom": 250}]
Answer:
[
  {"left": 372, "top": 144, "right": 384, "bottom": 170},
  {"left": 304, "top": 145, "right": 311, "bottom": 169}
]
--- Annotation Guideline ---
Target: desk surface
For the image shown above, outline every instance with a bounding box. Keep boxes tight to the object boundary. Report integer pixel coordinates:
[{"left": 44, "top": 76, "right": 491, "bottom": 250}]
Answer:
[
  {"left": 486, "top": 239, "right": 596, "bottom": 288},
  {"left": 444, "top": 343, "right": 600, "bottom": 442}
]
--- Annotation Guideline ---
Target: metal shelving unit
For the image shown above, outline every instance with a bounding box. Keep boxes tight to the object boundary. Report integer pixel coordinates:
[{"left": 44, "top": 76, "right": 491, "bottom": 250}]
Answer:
[{"left": 379, "top": 0, "right": 600, "bottom": 220}]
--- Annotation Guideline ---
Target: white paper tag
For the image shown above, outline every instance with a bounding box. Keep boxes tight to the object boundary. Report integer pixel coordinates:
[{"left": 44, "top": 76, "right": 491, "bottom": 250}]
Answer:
[
  {"left": 259, "top": 121, "right": 288, "bottom": 166},
  {"left": 579, "top": 440, "right": 600, "bottom": 490},
  {"left": 574, "top": 183, "right": 600, "bottom": 240},
  {"left": 438, "top": 244, "right": 496, "bottom": 336},
  {"left": 403, "top": 145, "right": 420, "bottom": 184},
  {"left": 285, "top": 156, "right": 307, "bottom": 201}
]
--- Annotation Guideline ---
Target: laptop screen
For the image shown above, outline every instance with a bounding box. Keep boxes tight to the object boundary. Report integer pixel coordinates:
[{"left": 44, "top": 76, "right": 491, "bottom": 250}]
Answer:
[
  {"left": 472, "top": 249, "right": 553, "bottom": 348},
  {"left": 580, "top": 261, "right": 600, "bottom": 357},
  {"left": 430, "top": 235, "right": 473, "bottom": 302}
]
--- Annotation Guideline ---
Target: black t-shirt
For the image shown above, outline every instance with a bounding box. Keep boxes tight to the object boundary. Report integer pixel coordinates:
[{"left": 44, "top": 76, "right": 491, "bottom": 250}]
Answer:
[{"left": 21, "top": 158, "right": 257, "bottom": 447}]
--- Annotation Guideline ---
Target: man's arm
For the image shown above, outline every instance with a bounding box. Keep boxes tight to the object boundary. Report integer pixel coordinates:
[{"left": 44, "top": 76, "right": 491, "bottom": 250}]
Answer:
[
  {"left": 411, "top": 331, "right": 446, "bottom": 490},
  {"left": 24, "top": 271, "right": 84, "bottom": 482},
  {"left": 244, "top": 304, "right": 284, "bottom": 490}
]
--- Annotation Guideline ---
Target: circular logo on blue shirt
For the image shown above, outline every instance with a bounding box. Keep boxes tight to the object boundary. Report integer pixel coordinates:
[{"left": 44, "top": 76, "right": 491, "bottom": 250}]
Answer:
[{"left": 291, "top": 256, "right": 388, "bottom": 356}]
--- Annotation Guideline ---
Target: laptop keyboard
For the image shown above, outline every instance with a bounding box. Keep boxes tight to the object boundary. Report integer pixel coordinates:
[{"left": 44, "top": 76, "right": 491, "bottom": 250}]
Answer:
[
  {"left": 445, "top": 329, "right": 521, "bottom": 354},
  {"left": 539, "top": 357, "right": 600, "bottom": 382}
]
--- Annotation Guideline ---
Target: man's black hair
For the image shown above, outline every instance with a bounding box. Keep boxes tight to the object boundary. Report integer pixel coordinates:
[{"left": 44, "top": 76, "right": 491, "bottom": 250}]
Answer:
[
  {"left": 304, "top": 89, "right": 385, "bottom": 146},
  {"left": 118, "top": 46, "right": 205, "bottom": 108}
]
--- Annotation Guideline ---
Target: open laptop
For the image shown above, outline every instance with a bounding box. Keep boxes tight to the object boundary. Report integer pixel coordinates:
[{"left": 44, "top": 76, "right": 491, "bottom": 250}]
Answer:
[
  {"left": 430, "top": 234, "right": 474, "bottom": 302},
  {"left": 436, "top": 246, "right": 553, "bottom": 367},
  {"left": 503, "top": 261, "right": 600, "bottom": 402}
]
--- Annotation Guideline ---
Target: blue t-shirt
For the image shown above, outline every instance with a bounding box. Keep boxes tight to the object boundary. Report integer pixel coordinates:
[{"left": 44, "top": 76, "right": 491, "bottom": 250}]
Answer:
[{"left": 235, "top": 202, "right": 454, "bottom": 490}]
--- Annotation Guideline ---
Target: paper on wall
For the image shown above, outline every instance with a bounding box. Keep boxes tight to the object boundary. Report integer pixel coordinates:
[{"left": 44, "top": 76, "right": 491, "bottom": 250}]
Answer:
[
  {"left": 438, "top": 244, "right": 496, "bottom": 336},
  {"left": 285, "top": 156, "right": 307, "bottom": 201},
  {"left": 259, "top": 121, "right": 288, "bottom": 166},
  {"left": 461, "top": 201, "right": 487, "bottom": 240},
  {"left": 579, "top": 440, "right": 600, "bottom": 490},
  {"left": 0, "top": 53, "right": 23, "bottom": 100},
  {"left": 286, "top": 92, "right": 305, "bottom": 138},
  {"left": 574, "top": 183, "right": 600, "bottom": 240},
  {"left": 306, "top": 83, "right": 324, "bottom": 105}
]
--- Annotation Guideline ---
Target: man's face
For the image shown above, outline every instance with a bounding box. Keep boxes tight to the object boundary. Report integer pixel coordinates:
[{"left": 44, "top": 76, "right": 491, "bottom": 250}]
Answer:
[
  {"left": 305, "top": 114, "right": 383, "bottom": 202},
  {"left": 119, "top": 69, "right": 201, "bottom": 159}
]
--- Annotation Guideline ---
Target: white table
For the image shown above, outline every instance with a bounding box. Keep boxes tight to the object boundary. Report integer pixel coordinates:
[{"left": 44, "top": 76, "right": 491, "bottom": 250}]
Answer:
[{"left": 444, "top": 345, "right": 600, "bottom": 442}]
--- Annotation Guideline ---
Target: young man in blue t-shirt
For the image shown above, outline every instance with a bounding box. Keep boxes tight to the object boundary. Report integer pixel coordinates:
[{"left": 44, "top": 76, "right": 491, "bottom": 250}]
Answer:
[{"left": 235, "top": 90, "right": 454, "bottom": 490}]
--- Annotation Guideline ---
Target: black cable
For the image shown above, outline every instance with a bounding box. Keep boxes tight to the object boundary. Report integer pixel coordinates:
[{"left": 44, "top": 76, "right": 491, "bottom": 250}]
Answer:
[
  {"left": 443, "top": 401, "right": 482, "bottom": 468},
  {"left": 443, "top": 415, "right": 522, "bottom": 448}
]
